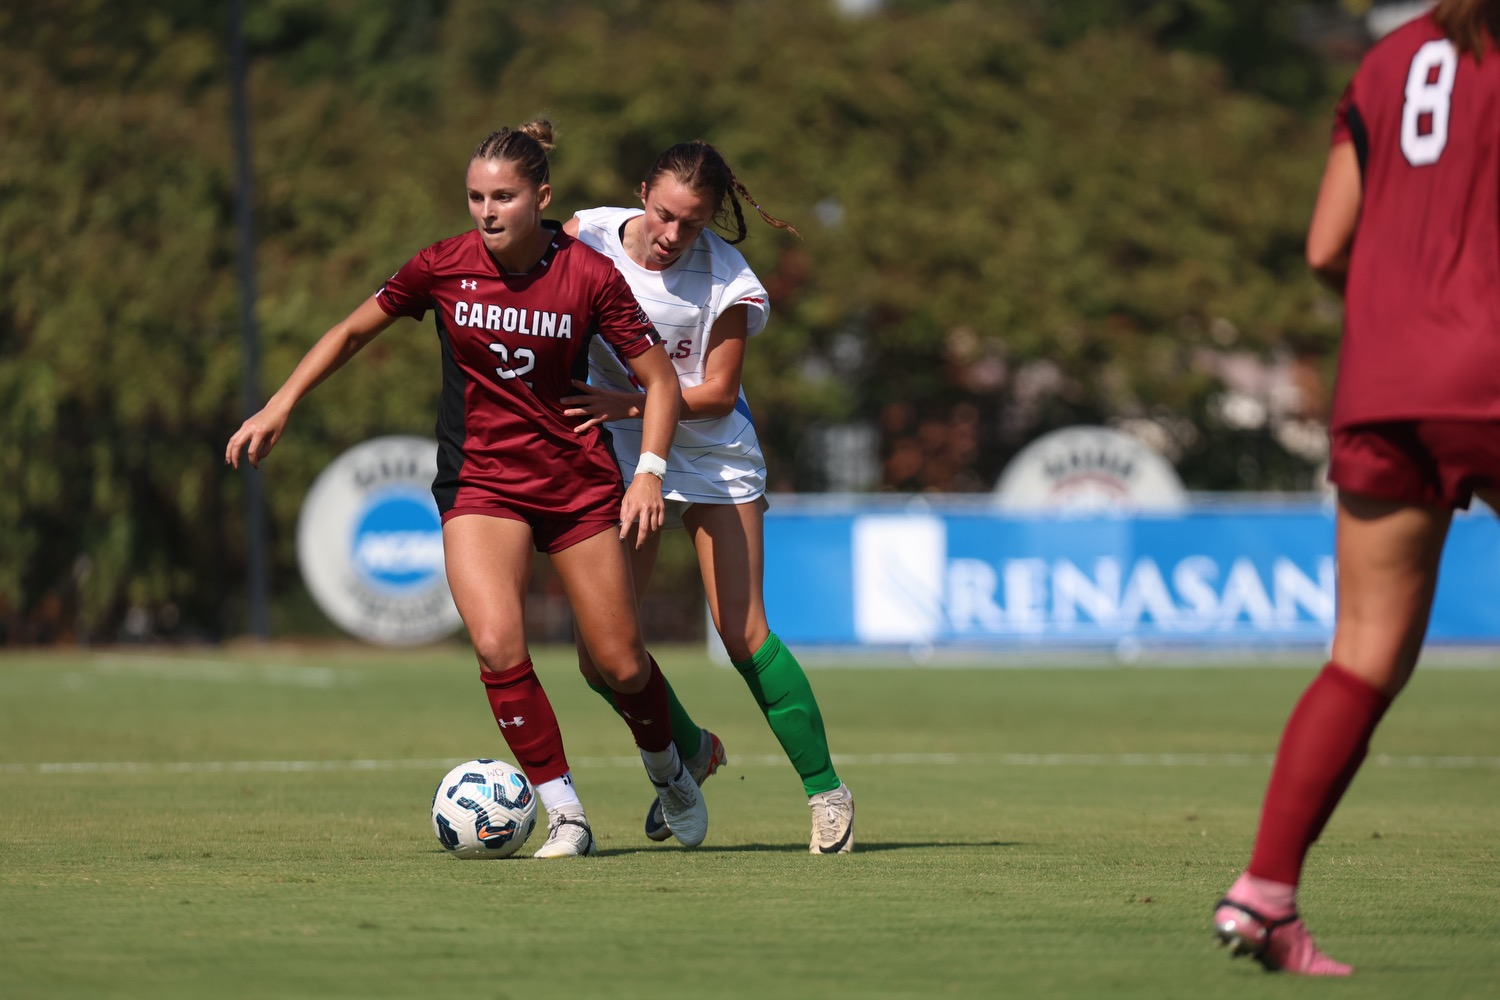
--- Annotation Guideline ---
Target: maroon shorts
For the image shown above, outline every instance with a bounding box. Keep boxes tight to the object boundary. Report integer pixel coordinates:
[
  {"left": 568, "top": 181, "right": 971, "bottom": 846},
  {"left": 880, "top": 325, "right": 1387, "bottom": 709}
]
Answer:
[
  {"left": 440, "top": 496, "right": 619, "bottom": 554},
  {"left": 1328, "top": 420, "right": 1500, "bottom": 510}
]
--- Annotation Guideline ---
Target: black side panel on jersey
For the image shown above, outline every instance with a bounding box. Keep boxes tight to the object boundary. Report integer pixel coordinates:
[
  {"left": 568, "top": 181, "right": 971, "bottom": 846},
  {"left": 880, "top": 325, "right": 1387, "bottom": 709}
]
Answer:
[
  {"left": 432, "top": 315, "right": 468, "bottom": 513},
  {"left": 1346, "top": 103, "right": 1370, "bottom": 177},
  {"left": 598, "top": 423, "right": 622, "bottom": 478},
  {"left": 575, "top": 323, "right": 624, "bottom": 477},
  {"left": 571, "top": 325, "right": 598, "bottom": 387}
]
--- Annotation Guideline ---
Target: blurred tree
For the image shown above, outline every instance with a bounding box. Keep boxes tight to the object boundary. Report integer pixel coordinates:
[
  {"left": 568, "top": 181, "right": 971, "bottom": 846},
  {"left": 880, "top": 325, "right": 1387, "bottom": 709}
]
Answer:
[
  {"left": 1020, "top": 0, "right": 1346, "bottom": 106},
  {"left": 0, "top": 0, "right": 1354, "bottom": 643},
  {"left": 1, "top": 4, "right": 243, "bottom": 642}
]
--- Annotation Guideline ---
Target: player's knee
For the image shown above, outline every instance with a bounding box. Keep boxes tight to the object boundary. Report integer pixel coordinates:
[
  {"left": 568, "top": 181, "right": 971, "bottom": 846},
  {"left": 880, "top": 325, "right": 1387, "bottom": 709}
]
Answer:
[
  {"left": 470, "top": 633, "right": 526, "bottom": 679},
  {"left": 591, "top": 651, "right": 649, "bottom": 693}
]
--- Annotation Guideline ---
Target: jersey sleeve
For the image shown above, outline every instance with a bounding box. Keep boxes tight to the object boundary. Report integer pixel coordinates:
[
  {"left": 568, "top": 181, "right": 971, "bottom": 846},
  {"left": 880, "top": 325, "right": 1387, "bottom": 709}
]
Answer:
[
  {"left": 718, "top": 269, "right": 771, "bottom": 339},
  {"left": 374, "top": 247, "right": 434, "bottom": 320},
  {"left": 595, "top": 265, "right": 662, "bottom": 359},
  {"left": 1331, "top": 78, "right": 1356, "bottom": 146},
  {"left": 571, "top": 207, "right": 619, "bottom": 247}
]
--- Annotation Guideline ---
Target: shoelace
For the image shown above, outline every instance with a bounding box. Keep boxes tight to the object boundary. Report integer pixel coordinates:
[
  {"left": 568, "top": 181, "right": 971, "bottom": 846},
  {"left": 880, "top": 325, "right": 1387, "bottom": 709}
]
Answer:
[
  {"left": 667, "top": 770, "right": 700, "bottom": 806},
  {"left": 546, "top": 815, "right": 589, "bottom": 845},
  {"left": 811, "top": 797, "right": 849, "bottom": 839}
]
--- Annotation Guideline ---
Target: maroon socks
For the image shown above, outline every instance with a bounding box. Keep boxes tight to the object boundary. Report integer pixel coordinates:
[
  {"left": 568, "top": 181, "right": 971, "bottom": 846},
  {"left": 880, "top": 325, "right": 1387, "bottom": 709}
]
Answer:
[
  {"left": 480, "top": 657, "right": 569, "bottom": 785},
  {"left": 1247, "top": 662, "right": 1393, "bottom": 887}
]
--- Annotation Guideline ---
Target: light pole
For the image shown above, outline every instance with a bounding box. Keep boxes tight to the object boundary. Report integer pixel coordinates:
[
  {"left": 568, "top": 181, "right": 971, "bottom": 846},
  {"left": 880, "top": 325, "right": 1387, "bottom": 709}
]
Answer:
[{"left": 229, "top": 0, "right": 269, "bottom": 640}]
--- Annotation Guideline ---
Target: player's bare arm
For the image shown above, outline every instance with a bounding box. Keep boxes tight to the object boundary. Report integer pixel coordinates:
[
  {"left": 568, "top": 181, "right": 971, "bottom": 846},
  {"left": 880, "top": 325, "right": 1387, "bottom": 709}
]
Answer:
[
  {"left": 562, "top": 304, "right": 750, "bottom": 428},
  {"left": 616, "top": 343, "right": 680, "bottom": 547},
  {"left": 1305, "top": 141, "right": 1361, "bottom": 294},
  {"left": 225, "top": 295, "right": 395, "bottom": 469},
  {"left": 689, "top": 304, "right": 750, "bottom": 419}
]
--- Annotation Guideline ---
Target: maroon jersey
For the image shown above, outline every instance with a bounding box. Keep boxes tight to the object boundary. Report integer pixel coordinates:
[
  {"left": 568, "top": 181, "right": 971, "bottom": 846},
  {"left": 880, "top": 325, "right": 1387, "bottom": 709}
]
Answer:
[
  {"left": 1329, "top": 14, "right": 1500, "bottom": 428},
  {"left": 376, "top": 226, "right": 660, "bottom": 517}
]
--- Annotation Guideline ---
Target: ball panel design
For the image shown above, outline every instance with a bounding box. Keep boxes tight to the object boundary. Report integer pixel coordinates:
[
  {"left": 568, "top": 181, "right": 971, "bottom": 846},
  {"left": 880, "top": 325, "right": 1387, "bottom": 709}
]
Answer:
[{"left": 430, "top": 758, "right": 538, "bottom": 859}]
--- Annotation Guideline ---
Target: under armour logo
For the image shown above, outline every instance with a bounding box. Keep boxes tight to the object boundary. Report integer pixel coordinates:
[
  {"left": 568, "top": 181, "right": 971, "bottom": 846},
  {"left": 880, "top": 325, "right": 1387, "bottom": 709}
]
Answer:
[
  {"left": 460, "top": 279, "right": 478, "bottom": 290},
  {"left": 497, "top": 716, "right": 524, "bottom": 728}
]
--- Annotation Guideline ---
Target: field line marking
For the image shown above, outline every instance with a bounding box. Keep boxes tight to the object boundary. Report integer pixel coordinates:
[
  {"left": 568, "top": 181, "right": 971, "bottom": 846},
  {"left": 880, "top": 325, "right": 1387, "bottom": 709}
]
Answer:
[
  {"left": 3, "top": 752, "right": 1497, "bottom": 775},
  {"left": 87, "top": 656, "right": 344, "bottom": 688}
]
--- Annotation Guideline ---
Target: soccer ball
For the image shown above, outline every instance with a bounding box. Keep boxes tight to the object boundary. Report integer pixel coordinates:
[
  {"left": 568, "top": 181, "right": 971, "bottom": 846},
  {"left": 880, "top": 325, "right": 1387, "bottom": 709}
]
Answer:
[{"left": 431, "top": 758, "right": 538, "bottom": 859}]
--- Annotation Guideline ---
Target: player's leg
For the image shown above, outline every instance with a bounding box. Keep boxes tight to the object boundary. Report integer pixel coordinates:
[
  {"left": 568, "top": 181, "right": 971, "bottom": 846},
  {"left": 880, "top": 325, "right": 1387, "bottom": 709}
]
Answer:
[
  {"left": 1217, "top": 489, "right": 1450, "bottom": 973},
  {"left": 576, "top": 527, "right": 706, "bottom": 762},
  {"left": 687, "top": 499, "right": 852, "bottom": 853},
  {"left": 573, "top": 521, "right": 724, "bottom": 841},
  {"left": 553, "top": 525, "right": 707, "bottom": 847},
  {"left": 442, "top": 513, "right": 592, "bottom": 857}
]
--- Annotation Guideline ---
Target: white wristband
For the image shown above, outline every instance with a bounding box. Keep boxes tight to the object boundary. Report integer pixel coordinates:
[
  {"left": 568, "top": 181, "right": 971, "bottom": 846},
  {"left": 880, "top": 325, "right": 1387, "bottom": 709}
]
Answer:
[{"left": 635, "top": 451, "right": 667, "bottom": 481}]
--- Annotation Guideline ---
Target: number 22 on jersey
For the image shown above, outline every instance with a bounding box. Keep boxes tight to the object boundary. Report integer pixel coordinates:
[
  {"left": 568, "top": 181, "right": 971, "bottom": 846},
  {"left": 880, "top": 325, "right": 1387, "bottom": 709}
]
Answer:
[{"left": 489, "top": 343, "right": 536, "bottom": 380}]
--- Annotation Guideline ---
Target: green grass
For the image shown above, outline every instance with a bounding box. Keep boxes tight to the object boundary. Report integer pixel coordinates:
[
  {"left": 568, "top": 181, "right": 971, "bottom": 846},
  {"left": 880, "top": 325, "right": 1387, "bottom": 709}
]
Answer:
[{"left": 1, "top": 644, "right": 1496, "bottom": 999}]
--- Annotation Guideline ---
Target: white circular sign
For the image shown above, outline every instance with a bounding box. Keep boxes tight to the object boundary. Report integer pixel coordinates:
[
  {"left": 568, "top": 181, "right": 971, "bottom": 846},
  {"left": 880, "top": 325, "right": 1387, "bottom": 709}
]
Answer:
[
  {"left": 993, "top": 425, "right": 1187, "bottom": 512},
  {"left": 297, "top": 436, "right": 462, "bottom": 645}
]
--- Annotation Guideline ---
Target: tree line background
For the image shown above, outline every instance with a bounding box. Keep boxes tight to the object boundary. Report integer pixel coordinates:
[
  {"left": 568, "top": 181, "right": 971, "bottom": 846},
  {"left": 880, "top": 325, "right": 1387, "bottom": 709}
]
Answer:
[{"left": 1, "top": 0, "right": 1375, "bottom": 645}]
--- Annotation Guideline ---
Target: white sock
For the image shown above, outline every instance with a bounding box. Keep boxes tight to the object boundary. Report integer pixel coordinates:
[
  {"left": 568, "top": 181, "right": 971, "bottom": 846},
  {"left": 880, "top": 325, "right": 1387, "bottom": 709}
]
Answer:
[
  {"left": 536, "top": 773, "right": 584, "bottom": 817},
  {"left": 640, "top": 744, "right": 681, "bottom": 783}
]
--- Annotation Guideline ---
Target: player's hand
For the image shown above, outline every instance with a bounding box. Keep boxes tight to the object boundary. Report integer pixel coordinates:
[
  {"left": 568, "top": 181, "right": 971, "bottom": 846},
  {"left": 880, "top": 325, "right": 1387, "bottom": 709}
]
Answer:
[
  {"left": 619, "top": 474, "right": 665, "bottom": 548},
  {"left": 225, "top": 407, "right": 288, "bottom": 469},
  {"left": 562, "top": 380, "right": 643, "bottom": 432}
]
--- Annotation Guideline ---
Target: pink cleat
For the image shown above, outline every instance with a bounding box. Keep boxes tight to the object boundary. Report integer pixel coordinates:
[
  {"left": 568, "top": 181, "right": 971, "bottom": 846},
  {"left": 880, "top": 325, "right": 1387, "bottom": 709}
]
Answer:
[{"left": 1214, "top": 899, "right": 1352, "bottom": 976}]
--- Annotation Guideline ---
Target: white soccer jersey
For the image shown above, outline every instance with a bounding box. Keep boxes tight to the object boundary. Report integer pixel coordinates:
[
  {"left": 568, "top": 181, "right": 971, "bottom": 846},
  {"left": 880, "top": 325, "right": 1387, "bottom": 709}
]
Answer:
[{"left": 572, "top": 206, "right": 771, "bottom": 504}]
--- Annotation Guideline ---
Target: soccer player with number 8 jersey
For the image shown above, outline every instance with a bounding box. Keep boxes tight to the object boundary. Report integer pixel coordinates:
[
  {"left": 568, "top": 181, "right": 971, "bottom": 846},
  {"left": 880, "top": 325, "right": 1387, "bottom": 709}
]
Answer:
[{"left": 1214, "top": 0, "right": 1500, "bottom": 975}]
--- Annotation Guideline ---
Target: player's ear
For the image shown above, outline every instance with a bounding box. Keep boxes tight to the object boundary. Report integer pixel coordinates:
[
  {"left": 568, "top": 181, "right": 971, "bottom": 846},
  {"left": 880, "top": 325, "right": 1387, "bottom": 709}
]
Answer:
[
  {"left": 637, "top": 182, "right": 648, "bottom": 205},
  {"left": 536, "top": 182, "right": 552, "bottom": 213}
]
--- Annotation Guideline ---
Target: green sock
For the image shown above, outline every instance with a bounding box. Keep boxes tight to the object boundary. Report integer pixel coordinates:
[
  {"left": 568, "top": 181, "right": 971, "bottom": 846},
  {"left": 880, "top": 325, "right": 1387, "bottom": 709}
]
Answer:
[
  {"left": 586, "top": 676, "right": 702, "bottom": 760},
  {"left": 732, "top": 632, "right": 840, "bottom": 796}
]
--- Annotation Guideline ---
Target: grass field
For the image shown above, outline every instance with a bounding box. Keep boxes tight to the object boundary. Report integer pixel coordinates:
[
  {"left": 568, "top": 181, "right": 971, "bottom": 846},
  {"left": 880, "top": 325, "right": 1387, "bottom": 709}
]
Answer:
[{"left": 1, "top": 643, "right": 1496, "bottom": 999}]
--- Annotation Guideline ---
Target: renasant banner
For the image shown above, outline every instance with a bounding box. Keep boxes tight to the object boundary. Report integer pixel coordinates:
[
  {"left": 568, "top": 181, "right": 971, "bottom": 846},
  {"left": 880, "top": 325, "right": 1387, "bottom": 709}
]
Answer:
[{"left": 759, "top": 499, "right": 1500, "bottom": 653}]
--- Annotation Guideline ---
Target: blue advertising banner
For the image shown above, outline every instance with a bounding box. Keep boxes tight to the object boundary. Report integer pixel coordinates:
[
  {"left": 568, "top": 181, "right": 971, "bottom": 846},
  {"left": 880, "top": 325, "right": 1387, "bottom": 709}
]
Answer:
[{"left": 762, "top": 497, "right": 1499, "bottom": 652}]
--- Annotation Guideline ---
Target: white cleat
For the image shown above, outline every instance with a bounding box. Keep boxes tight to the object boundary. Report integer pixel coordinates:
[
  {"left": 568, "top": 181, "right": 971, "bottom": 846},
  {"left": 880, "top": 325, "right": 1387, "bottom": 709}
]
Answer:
[
  {"left": 808, "top": 782, "right": 855, "bottom": 854},
  {"left": 645, "top": 729, "right": 726, "bottom": 842},
  {"left": 531, "top": 813, "right": 597, "bottom": 858},
  {"left": 647, "top": 754, "right": 709, "bottom": 848}
]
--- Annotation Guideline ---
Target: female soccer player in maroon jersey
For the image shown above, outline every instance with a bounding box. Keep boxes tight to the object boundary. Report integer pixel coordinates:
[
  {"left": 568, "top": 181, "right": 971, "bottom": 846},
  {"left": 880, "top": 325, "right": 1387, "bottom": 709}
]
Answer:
[
  {"left": 225, "top": 120, "right": 708, "bottom": 858},
  {"left": 1215, "top": 1, "right": 1500, "bottom": 974}
]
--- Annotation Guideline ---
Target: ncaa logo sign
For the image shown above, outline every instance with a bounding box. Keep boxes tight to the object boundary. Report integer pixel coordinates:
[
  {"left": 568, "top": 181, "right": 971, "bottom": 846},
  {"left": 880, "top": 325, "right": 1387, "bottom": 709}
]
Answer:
[
  {"left": 352, "top": 490, "right": 443, "bottom": 590},
  {"left": 297, "top": 436, "right": 461, "bottom": 645}
]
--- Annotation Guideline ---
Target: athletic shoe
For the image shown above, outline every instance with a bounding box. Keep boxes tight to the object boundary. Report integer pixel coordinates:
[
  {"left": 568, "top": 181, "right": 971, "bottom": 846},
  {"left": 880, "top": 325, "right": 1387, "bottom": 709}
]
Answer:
[
  {"left": 1213, "top": 898, "right": 1352, "bottom": 976},
  {"left": 532, "top": 813, "right": 597, "bottom": 858},
  {"left": 646, "top": 754, "right": 709, "bottom": 848},
  {"left": 808, "top": 782, "right": 855, "bottom": 854},
  {"left": 645, "top": 729, "right": 727, "bottom": 842}
]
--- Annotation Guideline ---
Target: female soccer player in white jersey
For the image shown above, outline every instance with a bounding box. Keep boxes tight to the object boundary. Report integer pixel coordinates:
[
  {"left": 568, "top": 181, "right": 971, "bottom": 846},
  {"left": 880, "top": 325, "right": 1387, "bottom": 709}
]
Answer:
[
  {"left": 562, "top": 140, "right": 854, "bottom": 854},
  {"left": 226, "top": 120, "right": 707, "bottom": 858}
]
